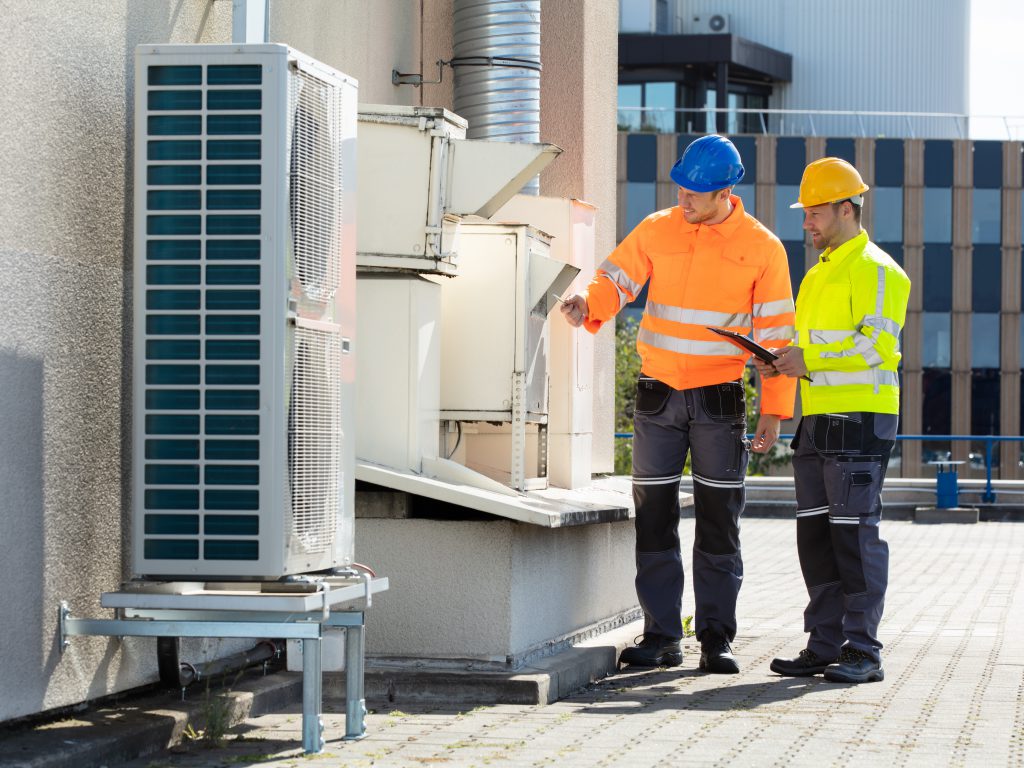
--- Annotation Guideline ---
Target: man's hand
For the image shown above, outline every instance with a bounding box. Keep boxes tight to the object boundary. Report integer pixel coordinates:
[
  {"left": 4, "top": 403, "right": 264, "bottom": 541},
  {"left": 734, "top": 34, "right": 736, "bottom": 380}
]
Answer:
[
  {"left": 773, "top": 345, "right": 808, "bottom": 378},
  {"left": 751, "top": 413, "right": 781, "bottom": 454},
  {"left": 559, "top": 294, "right": 589, "bottom": 328},
  {"left": 752, "top": 358, "right": 778, "bottom": 379}
]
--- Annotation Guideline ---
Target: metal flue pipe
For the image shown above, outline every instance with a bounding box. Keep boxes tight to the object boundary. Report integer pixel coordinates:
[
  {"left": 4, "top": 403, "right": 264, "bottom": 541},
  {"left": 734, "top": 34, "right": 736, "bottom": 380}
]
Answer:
[{"left": 452, "top": 0, "right": 542, "bottom": 194}]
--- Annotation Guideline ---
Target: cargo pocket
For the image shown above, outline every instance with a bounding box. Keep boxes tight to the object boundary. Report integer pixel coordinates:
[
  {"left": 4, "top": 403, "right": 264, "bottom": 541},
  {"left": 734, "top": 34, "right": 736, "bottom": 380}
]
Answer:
[
  {"left": 836, "top": 456, "right": 883, "bottom": 521},
  {"left": 635, "top": 376, "right": 672, "bottom": 416},
  {"left": 699, "top": 381, "right": 745, "bottom": 423},
  {"left": 810, "top": 413, "right": 863, "bottom": 454},
  {"left": 730, "top": 423, "right": 751, "bottom": 476}
]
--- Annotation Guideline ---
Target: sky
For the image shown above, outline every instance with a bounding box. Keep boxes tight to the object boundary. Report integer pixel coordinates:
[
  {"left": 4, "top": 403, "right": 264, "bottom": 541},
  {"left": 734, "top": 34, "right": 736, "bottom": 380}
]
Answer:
[{"left": 969, "top": 0, "right": 1024, "bottom": 138}]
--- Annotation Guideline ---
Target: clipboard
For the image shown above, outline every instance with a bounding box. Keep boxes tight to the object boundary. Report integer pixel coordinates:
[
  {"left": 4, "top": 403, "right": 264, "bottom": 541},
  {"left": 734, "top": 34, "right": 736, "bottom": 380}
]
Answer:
[{"left": 706, "top": 326, "right": 812, "bottom": 381}]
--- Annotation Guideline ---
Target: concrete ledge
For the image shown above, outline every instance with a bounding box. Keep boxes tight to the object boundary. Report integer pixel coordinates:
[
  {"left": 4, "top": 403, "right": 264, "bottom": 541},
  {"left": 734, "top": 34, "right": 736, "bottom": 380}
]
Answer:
[
  {"left": 914, "top": 506, "right": 980, "bottom": 524},
  {"left": 326, "top": 623, "right": 639, "bottom": 707}
]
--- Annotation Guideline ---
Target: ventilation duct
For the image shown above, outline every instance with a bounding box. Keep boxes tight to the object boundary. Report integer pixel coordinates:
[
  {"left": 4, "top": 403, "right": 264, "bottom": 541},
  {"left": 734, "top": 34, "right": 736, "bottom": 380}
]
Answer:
[{"left": 452, "top": 0, "right": 541, "bottom": 194}]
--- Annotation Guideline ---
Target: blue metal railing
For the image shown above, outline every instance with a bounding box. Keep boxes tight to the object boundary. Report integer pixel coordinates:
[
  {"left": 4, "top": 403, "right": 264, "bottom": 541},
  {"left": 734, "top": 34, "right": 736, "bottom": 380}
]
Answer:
[{"left": 613, "top": 433, "right": 1024, "bottom": 503}]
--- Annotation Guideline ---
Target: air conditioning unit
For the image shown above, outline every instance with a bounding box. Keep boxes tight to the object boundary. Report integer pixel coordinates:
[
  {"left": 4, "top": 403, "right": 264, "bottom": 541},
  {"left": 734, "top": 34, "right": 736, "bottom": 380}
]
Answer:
[
  {"left": 692, "top": 13, "right": 731, "bottom": 34},
  {"left": 132, "top": 44, "right": 357, "bottom": 579}
]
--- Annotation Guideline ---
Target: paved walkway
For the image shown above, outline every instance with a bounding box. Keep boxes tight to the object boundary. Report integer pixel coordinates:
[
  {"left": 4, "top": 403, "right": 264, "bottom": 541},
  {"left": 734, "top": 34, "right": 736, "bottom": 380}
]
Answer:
[{"left": 111, "top": 519, "right": 1024, "bottom": 766}]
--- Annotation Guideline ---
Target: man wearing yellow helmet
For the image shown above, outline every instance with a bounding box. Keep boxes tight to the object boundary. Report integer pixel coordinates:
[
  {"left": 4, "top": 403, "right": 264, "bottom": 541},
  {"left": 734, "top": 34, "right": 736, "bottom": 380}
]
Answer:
[{"left": 757, "top": 157, "right": 911, "bottom": 684}]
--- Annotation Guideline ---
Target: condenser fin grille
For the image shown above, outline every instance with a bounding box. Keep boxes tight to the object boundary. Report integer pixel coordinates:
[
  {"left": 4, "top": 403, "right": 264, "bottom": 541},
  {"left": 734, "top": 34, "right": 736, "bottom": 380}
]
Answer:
[{"left": 288, "top": 326, "right": 341, "bottom": 554}]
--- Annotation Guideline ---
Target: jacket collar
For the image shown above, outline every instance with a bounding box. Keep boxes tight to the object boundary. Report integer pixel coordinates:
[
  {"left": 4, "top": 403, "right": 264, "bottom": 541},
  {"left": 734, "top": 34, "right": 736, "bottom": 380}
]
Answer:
[
  {"left": 677, "top": 194, "right": 745, "bottom": 238},
  {"left": 820, "top": 229, "right": 868, "bottom": 265}
]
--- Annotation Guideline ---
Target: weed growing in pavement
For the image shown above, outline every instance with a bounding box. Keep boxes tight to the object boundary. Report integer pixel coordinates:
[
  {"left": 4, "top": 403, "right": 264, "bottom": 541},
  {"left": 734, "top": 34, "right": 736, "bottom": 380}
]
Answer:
[
  {"left": 181, "top": 671, "right": 242, "bottom": 748},
  {"left": 683, "top": 615, "right": 696, "bottom": 638}
]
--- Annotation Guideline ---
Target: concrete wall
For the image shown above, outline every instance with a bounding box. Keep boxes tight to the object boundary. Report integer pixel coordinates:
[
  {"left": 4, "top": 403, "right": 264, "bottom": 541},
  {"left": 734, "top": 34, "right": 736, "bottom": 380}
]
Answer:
[
  {"left": 0, "top": 0, "right": 621, "bottom": 723},
  {"left": 357, "top": 518, "right": 639, "bottom": 663}
]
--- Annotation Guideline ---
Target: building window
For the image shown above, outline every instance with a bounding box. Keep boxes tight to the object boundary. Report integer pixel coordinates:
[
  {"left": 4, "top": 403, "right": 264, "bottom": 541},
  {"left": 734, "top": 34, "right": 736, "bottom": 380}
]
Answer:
[
  {"left": 972, "top": 188, "right": 1001, "bottom": 244},
  {"left": 618, "top": 82, "right": 678, "bottom": 133},
  {"left": 971, "top": 313, "right": 1000, "bottom": 369},
  {"left": 973, "top": 245, "right": 1002, "bottom": 312},
  {"left": 617, "top": 84, "right": 642, "bottom": 132},
  {"left": 872, "top": 187, "right": 903, "bottom": 242},
  {"left": 922, "top": 368, "right": 952, "bottom": 465},
  {"left": 971, "top": 369, "right": 1000, "bottom": 437},
  {"left": 733, "top": 185, "right": 755, "bottom": 218},
  {"left": 784, "top": 240, "right": 805, "bottom": 298},
  {"left": 923, "top": 245, "right": 952, "bottom": 312},
  {"left": 874, "top": 140, "right": 904, "bottom": 186},
  {"left": 922, "top": 313, "right": 951, "bottom": 368},
  {"left": 775, "top": 186, "right": 803, "bottom": 241},
  {"left": 625, "top": 182, "right": 656, "bottom": 233},
  {"left": 923, "top": 188, "right": 952, "bottom": 243}
]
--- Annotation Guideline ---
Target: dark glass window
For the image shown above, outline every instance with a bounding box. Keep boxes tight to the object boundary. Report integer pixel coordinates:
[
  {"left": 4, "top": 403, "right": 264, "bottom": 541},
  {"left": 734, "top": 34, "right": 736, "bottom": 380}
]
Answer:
[
  {"left": 784, "top": 241, "right": 805, "bottom": 298},
  {"left": 874, "top": 139, "right": 904, "bottom": 186},
  {"left": 924, "top": 140, "right": 953, "bottom": 187},
  {"left": 972, "top": 245, "right": 1002, "bottom": 312},
  {"left": 921, "top": 369, "right": 952, "bottom": 467},
  {"left": 776, "top": 138, "right": 805, "bottom": 185},
  {"left": 825, "top": 138, "right": 855, "bottom": 164},
  {"left": 971, "top": 369, "right": 1000, "bottom": 436},
  {"left": 626, "top": 134, "right": 657, "bottom": 181},
  {"left": 922, "top": 245, "right": 952, "bottom": 311},
  {"left": 973, "top": 141, "right": 1003, "bottom": 189},
  {"left": 730, "top": 136, "right": 757, "bottom": 183}
]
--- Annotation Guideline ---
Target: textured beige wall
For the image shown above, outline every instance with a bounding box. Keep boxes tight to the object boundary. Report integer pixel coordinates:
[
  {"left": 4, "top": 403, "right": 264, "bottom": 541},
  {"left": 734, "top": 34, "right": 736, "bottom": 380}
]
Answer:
[{"left": 538, "top": 0, "right": 619, "bottom": 473}]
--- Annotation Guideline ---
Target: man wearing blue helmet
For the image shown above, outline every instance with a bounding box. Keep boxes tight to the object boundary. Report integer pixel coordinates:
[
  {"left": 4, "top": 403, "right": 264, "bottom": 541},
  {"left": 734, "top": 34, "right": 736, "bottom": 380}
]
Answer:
[{"left": 560, "top": 135, "right": 796, "bottom": 674}]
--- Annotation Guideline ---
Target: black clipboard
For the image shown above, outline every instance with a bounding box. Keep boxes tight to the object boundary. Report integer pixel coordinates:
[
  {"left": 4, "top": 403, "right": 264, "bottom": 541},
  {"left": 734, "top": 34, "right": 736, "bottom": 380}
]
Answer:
[{"left": 706, "top": 326, "right": 812, "bottom": 380}]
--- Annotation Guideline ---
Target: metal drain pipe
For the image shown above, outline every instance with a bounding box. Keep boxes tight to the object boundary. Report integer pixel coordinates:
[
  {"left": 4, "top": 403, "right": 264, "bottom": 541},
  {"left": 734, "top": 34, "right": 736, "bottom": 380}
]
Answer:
[{"left": 452, "top": 0, "right": 542, "bottom": 194}]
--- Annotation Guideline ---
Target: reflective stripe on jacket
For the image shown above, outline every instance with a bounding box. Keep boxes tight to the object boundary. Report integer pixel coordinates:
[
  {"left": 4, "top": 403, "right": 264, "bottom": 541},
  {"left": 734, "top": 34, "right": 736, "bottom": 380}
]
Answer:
[
  {"left": 796, "top": 229, "right": 911, "bottom": 415},
  {"left": 582, "top": 195, "right": 797, "bottom": 418}
]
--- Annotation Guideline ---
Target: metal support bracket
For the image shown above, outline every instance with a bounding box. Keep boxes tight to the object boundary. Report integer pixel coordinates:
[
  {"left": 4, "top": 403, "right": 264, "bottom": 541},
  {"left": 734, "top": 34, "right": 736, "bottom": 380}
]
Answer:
[
  {"left": 58, "top": 576, "right": 387, "bottom": 754},
  {"left": 392, "top": 59, "right": 448, "bottom": 87}
]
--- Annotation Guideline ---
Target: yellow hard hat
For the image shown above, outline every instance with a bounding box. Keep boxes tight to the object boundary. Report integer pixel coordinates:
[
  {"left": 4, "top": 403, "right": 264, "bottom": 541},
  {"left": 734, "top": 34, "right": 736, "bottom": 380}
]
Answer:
[{"left": 790, "top": 157, "right": 869, "bottom": 209}]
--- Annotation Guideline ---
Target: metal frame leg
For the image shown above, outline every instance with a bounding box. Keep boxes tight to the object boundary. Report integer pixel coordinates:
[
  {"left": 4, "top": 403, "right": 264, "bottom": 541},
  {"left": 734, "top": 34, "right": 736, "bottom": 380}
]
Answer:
[
  {"left": 344, "top": 624, "right": 366, "bottom": 740},
  {"left": 301, "top": 637, "right": 324, "bottom": 753}
]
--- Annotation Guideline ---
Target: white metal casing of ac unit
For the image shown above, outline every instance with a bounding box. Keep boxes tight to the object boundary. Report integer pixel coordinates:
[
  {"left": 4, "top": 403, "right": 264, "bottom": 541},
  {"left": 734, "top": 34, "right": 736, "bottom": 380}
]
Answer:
[
  {"left": 132, "top": 44, "right": 357, "bottom": 579},
  {"left": 692, "top": 13, "right": 731, "bottom": 34},
  {"left": 438, "top": 223, "right": 578, "bottom": 491},
  {"left": 356, "top": 104, "right": 561, "bottom": 274},
  {"left": 494, "top": 196, "right": 597, "bottom": 490},
  {"left": 354, "top": 275, "right": 441, "bottom": 475}
]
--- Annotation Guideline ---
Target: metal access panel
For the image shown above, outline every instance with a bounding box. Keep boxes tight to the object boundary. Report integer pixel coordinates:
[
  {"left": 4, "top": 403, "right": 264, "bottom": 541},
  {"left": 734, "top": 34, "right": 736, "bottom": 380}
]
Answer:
[{"left": 132, "top": 44, "right": 357, "bottom": 578}]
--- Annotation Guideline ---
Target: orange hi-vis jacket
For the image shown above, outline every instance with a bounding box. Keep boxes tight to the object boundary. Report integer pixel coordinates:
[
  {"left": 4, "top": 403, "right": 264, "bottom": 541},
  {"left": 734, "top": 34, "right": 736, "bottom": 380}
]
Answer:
[{"left": 583, "top": 195, "right": 797, "bottom": 418}]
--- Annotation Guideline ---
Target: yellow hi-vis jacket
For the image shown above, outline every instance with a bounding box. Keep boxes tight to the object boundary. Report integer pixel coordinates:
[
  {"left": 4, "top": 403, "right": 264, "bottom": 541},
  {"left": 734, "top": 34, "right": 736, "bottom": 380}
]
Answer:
[
  {"left": 583, "top": 195, "right": 797, "bottom": 418},
  {"left": 796, "top": 229, "right": 911, "bottom": 415}
]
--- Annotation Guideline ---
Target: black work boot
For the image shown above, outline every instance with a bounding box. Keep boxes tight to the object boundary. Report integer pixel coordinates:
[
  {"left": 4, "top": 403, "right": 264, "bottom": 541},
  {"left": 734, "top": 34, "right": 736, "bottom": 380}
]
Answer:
[
  {"left": 823, "top": 646, "right": 884, "bottom": 683},
  {"left": 770, "top": 648, "right": 836, "bottom": 677},
  {"left": 618, "top": 634, "right": 683, "bottom": 668},
  {"left": 699, "top": 632, "right": 739, "bottom": 674}
]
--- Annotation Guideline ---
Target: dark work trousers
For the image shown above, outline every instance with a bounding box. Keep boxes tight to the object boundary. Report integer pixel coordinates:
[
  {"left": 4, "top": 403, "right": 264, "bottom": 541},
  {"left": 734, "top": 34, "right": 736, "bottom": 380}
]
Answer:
[
  {"left": 631, "top": 376, "right": 749, "bottom": 642},
  {"left": 791, "top": 411, "right": 897, "bottom": 663}
]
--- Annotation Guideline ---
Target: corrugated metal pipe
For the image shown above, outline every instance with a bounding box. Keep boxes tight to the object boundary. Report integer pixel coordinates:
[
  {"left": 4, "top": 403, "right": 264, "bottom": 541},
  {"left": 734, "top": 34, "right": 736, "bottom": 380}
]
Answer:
[{"left": 452, "top": 0, "right": 541, "bottom": 194}]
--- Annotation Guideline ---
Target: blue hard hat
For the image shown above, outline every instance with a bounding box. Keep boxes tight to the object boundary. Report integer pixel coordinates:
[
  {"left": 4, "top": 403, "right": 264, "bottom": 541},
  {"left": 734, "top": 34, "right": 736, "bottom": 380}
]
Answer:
[{"left": 669, "top": 134, "right": 745, "bottom": 192}]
